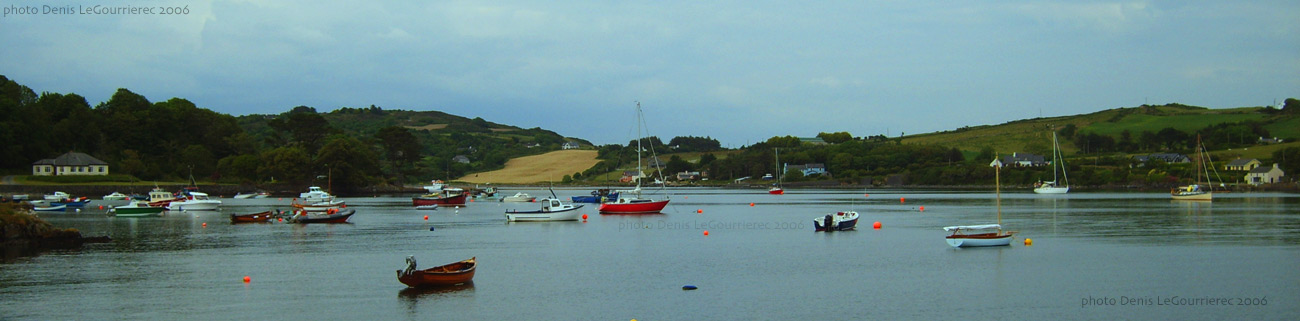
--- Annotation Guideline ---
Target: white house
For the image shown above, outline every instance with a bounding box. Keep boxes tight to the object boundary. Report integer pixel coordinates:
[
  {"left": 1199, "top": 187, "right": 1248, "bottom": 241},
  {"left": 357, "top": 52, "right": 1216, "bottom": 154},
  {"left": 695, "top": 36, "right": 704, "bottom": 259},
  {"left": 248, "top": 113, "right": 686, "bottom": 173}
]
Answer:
[
  {"left": 32, "top": 152, "right": 109, "bottom": 176},
  {"left": 1246, "top": 164, "right": 1285, "bottom": 186},
  {"left": 562, "top": 142, "right": 580, "bottom": 150}
]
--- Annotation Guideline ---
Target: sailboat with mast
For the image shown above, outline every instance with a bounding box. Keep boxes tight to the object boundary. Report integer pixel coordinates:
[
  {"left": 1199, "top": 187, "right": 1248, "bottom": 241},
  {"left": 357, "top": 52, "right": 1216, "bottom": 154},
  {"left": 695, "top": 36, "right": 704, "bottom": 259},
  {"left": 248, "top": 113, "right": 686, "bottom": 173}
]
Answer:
[
  {"left": 599, "top": 102, "right": 671, "bottom": 214},
  {"left": 1033, "top": 130, "right": 1069, "bottom": 194},
  {"left": 944, "top": 156, "right": 1015, "bottom": 247},
  {"left": 768, "top": 148, "right": 784, "bottom": 195},
  {"left": 1171, "top": 135, "right": 1220, "bottom": 201}
]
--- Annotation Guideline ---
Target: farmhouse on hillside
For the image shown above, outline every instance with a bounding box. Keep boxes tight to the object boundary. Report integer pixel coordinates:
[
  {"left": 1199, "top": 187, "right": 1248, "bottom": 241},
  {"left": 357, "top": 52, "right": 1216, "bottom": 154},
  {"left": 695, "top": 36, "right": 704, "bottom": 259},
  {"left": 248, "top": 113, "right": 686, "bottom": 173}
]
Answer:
[
  {"left": 32, "top": 151, "right": 109, "bottom": 176},
  {"left": 1246, "top": 164, "right": 1285, "bottom": 186}
]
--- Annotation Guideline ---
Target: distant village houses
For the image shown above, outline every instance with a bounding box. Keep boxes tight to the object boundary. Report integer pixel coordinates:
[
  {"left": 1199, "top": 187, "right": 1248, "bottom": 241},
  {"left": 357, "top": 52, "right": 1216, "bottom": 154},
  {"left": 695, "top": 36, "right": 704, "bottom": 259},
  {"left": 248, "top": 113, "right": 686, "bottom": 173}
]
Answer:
[
  {"left": 1001, "top": 153, "right": 1046, "bottom": 167},
  {"left": 32, "top": 151, "right": 109, "bottom": 176},
  {"left": 562, "top": 142, "right": 580, "bottom": 150},
  {"left": 1258, "top": 137, "right": 1284, "bottom": 144},
  {"left": 1246, "top": 164, "right": 1285, "bottom": 186},
  {"left": 620, "top": 171, "right": 643, "bottom": 183}
]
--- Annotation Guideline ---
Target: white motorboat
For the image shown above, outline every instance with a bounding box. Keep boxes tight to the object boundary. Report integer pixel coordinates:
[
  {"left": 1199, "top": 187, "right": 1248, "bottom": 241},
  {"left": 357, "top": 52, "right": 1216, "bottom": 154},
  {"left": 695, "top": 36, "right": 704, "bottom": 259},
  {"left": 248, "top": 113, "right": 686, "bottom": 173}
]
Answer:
[
  {"left": 168, "top": 192, "right": 222, "bottom": 211},
  {"left": 102, "top": 192, "right": 129, "bottom": 200},
  {"left": 501, "top": 192, "right": 536, "bottom": 202},
  {"left": 299, "top": 186, "right": 335, "bottom": 204},
  {"left": 505, "top": 198, "right": 584, "bottom": 221},
  {"left": 812, "top": 211, "right": 859, "bottom": 232}
]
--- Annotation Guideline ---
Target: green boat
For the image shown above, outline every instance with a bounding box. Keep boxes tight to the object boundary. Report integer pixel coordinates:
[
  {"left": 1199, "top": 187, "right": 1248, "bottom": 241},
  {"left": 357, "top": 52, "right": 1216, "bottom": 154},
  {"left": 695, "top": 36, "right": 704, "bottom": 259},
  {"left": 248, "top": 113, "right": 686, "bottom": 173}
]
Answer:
[{"left": 112, "top": 201, "right": 166, "bottom": 217}]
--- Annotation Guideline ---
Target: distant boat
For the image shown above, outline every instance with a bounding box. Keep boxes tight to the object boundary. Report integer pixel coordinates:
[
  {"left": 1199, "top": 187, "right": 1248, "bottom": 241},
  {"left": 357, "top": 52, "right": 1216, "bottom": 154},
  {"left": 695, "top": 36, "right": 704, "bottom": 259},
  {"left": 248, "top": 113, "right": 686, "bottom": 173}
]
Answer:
[
  {"left": 415, "top": 204, "right": 439, "bottom": 210},
  {"left": 33, "top": 204, "right": 67, "bottom": 212},
  {"left": 229, "top": 210, "right": 274, "bottom": 223},
  {"left": 51, "top": 199, "right": 91, "bottom": 207},
  {"left": 571, "top": 189, "right": 618, "bottom": 203},
  {"left": 813, "top": 211, "right": 859, "bottom": 232},
  {"left": 146, "top": 187, "right": 181, "bottom": 207},
  {"left": 500, "top": 192, "right": 536, "bottom": 202},
  {"left": 506, "top": 198, "right": 584, "bottom": 222},
  {"left": 769, "top": 148, "right": 784, "bottom": 195},
  {"left": 1033, "top": 130, "right": 1069, "bottom": 194},
  {"left": 599, "top": 102, "right": 671, "bottom": 214},
  {"left": 413, "top": 188, "right": 468, "bottom": 206},
  {"left": 397, "top": 256, "right": 476, "bottom": 288},
  {"left": 43, "top": 191, "right": 70, "bottom": 201},
  {"left": 232, "top": 192, "right": 258, "bottom": 199},
  {"left": 111, "top": 200, "right": 166, "bottom": 217},
  {"left": 102, "top": 192, "right": 129, "bottom": 200},
  {"left": 944, "top": 157, "right": 1015, "bottom": 248},
  {"left": 1172, "top": 135, "right": 1220, "bottom": 201}
]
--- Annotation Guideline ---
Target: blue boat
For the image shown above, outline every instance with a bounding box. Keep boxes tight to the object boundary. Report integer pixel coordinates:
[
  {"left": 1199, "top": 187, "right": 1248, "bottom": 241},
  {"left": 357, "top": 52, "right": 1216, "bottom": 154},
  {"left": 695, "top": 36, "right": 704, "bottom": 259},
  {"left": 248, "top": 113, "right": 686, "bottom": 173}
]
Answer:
[
  {"left": 51, "top": 198, "right": 91, "bottom": 206},
  {"left": 571, "top": 189, "right": 618, "bottom": 203}
]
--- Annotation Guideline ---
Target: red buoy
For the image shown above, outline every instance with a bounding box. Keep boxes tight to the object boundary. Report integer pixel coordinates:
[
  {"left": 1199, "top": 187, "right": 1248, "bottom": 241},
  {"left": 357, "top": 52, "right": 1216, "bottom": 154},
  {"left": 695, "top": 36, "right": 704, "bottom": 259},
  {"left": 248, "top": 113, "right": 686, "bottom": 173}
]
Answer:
[
  {"left": 919, "top": 206, "right": 925, "bottom": 212},
  {"left": 749, "top": 203, "right": 755, "bottom": 206},
  {"left": 423, "top": 215, "right": 429, "bottom": 220},
  {"left": 703, "top": 230, "right": 710, "bottom": 236},
  {"left": 581, "top": 214, "right": 588, "bottom": 221},
  {"left": 900, "top": 197, "right": 905, "bottom": 203},
  {"left": 243, "top": 276, "right": 251, "bottom": 283},
  {"left": 873, "top": 221, "right": 882, "bottom": 229},
  {"left": 697, "top": 209, "right": 703, "bottom": 214}
]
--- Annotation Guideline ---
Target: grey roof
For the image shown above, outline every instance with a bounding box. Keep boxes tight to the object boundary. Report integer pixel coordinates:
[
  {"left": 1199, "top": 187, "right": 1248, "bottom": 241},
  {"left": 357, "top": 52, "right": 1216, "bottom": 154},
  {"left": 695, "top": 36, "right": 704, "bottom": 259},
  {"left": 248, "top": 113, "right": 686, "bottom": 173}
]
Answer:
[
  {"left": 1225, "top": 158, "right": 1258, "bottom": 166},
  {"left": 1249, "top": 164, "right": 1278, "bottom": 174},
  {"left": 33, "top": 152, "right": 106, "bottom": 166}
]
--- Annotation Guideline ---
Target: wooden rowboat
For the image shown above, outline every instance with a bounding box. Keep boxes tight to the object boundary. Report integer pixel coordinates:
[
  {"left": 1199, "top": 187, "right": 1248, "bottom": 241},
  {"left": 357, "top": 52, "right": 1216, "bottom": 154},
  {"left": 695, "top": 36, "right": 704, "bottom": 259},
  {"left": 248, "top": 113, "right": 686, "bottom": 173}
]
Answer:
[
  {"left": 230, "top": 211, "right": 274, "bottom": 223},
  {"left": 397, "top": 256, "right": 476, "bottom": 288}
]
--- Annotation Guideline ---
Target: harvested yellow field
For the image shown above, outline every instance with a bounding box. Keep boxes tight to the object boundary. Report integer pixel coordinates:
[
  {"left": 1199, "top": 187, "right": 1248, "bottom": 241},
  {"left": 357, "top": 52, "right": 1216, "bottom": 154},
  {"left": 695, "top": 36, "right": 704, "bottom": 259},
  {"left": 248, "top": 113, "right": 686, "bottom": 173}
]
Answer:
[
  {"left": 457, "top": 150, "right": 599, "bottom": 184},
  {"left": 404, "top": 124, "right": 448, "bottom": 131}
]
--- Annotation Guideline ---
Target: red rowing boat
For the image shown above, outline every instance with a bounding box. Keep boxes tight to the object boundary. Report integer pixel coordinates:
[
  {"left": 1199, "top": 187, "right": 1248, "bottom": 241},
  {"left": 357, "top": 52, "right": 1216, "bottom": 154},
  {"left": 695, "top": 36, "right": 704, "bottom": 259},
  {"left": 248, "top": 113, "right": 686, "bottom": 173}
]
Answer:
[
  {"left": 397, "top": 256, "right": 476, "bottom": 288},
  {"left": 230, "top": 211, "right": 274, "bottom": 223},
  {"left": 412, "top": 193, "right": 467, "bottom": 206}
]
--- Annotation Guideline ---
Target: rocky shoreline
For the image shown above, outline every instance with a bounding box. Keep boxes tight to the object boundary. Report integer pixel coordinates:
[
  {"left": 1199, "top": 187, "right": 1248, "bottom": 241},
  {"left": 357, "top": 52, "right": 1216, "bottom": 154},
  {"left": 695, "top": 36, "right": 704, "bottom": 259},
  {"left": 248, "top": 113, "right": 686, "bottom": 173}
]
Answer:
[{"left": 1, "top": 203, "right": 110, "bottom": 259}]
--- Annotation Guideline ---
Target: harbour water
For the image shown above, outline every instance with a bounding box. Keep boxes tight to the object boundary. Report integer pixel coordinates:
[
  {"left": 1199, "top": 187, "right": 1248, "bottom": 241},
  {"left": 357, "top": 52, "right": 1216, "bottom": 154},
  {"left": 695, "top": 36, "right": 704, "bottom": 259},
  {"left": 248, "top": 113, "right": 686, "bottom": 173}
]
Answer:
[{"left": 3, "top": 188, "right": 1298, "bottom": 320}]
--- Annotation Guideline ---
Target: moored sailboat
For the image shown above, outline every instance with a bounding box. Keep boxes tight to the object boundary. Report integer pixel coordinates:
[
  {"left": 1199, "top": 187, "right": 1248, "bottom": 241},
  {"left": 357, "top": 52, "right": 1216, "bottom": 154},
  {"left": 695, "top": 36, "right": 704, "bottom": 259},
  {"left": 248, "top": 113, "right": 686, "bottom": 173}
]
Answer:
[
  {"left": 1033, "top": 130, "right": 1069, "bottom": 194},
  {"left": 944, "top": 157, "right": 1015, "bottom": 247},
  {"left": 599, "top": 102, "right": 671, "bottom": 214},
  {"left": 1172, "top": 135, "right": 1222, "bottom": 201}
]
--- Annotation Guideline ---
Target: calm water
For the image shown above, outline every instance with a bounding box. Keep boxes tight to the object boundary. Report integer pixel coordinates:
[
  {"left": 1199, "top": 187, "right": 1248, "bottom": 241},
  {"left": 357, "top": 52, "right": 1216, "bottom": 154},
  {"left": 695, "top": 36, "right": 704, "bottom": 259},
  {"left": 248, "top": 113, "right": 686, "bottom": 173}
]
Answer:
[{"left": 3, "top": 188, "right": 1298, "bottom": 320}]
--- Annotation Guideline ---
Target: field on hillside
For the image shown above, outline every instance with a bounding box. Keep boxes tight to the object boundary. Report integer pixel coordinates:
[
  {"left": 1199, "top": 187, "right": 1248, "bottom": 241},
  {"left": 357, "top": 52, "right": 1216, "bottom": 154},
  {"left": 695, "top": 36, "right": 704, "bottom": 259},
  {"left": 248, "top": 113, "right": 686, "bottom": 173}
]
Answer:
[
  {"left": 1086, "top": 113, "right": 1266, "bottom": 136},
  {"left": 456, "top": 150, "right": 599, "bottom": 184}
]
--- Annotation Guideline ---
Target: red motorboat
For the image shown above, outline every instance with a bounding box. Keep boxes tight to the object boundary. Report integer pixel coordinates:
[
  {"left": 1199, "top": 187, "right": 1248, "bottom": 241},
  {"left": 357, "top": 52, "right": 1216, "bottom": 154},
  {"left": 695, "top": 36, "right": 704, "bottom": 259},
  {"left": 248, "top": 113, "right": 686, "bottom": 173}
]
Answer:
[
  {"left": 397, "top": 256, "right": 476, "bottom": 288},
  {"left": 413, "top": 188, "right": 468, "bottom": 206},
  {"left": 598, "top": 198, "right": 670, "bottom": 214},
  {"left": 229, "top": 210, "right": 274, "bottom": 223}
]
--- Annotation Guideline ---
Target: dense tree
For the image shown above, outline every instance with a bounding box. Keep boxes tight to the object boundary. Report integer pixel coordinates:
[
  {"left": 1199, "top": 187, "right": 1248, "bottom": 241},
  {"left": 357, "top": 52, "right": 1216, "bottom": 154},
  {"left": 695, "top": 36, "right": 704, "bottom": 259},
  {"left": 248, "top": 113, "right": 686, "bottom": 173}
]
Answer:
[
  {"left": 816, "top": 132, "right": 853, "bottom": 144},
  {"left": 667, "top": 136, "right": 722, "bottom": 152},
  {"left": 1273, "top": 147, "right": 1300, "bottom": 176}
]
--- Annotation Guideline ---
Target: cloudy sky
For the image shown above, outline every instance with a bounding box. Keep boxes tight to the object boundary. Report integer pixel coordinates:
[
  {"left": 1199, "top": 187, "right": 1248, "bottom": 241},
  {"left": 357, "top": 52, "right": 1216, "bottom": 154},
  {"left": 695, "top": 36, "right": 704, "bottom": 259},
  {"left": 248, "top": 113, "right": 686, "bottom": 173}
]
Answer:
[{"left": 2, "top": 1, "right": 1296, "bottom": 146}]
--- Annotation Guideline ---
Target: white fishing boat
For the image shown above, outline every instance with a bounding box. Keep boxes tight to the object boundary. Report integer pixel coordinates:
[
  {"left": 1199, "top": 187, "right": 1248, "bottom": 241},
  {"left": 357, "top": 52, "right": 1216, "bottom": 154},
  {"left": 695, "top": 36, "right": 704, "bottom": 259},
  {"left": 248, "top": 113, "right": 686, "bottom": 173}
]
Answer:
[
  {"left": 299, "top": 186, "right": 335, "bottom": 204},
  {"left": 232, "top": 192, "right": 256, "bottom": 199},
  {"left": 944, "top": 157, "right": 1015, "bottom": 248},
  {"left": 506, "top": 198, "right": 584, "bottom": 222},
  {"left": 102, "top": 192, "right": 130, "bottom": 200},
  {"left": 168, "top": 192, "right": 222, "bottom": 211},
  {"left": 43, "top": 191, "right": 70, "bottom": 201},
  {"left": 1033, "top": 130, "right": 1069, "bottom": 194},
  {"left": 812, "top": 211, "right": 859, "bottom": 232}
]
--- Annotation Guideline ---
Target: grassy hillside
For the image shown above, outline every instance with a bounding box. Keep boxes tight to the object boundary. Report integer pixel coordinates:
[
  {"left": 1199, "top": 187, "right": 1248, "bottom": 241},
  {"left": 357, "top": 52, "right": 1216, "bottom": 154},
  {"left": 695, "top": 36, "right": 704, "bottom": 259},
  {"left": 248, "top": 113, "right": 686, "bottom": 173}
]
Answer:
[{"left": 903, "top": 104, "right": 1293, "bottom": 156}]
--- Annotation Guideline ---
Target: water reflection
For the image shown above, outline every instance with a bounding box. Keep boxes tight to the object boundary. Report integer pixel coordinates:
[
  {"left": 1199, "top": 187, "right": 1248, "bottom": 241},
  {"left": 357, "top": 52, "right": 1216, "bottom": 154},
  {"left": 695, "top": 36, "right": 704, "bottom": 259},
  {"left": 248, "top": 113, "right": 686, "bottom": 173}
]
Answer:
[{"left": 398, "top": 282, "right": 476, "bottom": 313}]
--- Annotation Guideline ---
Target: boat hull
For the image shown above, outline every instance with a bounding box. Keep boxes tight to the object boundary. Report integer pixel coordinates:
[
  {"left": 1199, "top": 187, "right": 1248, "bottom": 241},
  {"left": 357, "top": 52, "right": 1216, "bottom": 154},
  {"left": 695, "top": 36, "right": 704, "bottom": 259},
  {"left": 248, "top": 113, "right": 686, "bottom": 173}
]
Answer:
[
  {"left": 112, "top": 206, "right": 166, "bottom": 216},
  {"left": 397, "top": 257, "right": 476, "bottom": 288},
  {"left": 168, "top": 200, "right": 221, "bottom": 211},
  {"left": 598, "top": 200, "right": 669, "bottom": 214},
  {"left": 413, "top": 194, "right": 467, "bottom": 206},
  {"left": 230, "top": 211, "right": 274, "bottom": 223},
  {"left": 812, "top": 212, "right": 859, "bottom": 231},
  {"left": 1033, "top": 186, "right": 1069, "bottom": 194},
  {"left": 945, "top": 233, "right": 1014, "bottom": 247},
  {"left": 1171, "top": 191, "right": 1212, "bottom": 201},
  {"left": 52, "top": 200, "right": 92, "bottom": 207},
  {"left": 768, "top": 188, "right": 784, "bottom": 195},
  {"left": 33, "top": 205, "right": 67, "bottom": 212},
  {"left": 505, "top": 206, "right": 583, "bottom": 222},
  {"left": 291, "top": 208, "right": 355, "bottom": 223}
]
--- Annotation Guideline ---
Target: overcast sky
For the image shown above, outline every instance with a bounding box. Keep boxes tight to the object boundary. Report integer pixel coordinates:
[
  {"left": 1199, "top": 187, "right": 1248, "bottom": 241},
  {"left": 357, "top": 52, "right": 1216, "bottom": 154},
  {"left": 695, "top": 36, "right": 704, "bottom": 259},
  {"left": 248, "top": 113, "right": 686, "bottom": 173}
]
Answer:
[{"left": 2, "top": 1, "right": 1296, "bottom": 146}]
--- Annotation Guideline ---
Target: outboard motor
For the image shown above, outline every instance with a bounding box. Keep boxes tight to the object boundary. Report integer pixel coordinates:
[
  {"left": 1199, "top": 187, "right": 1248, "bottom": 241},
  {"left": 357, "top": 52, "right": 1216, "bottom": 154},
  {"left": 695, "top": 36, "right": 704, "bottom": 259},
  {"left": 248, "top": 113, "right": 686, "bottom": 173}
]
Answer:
[{"left": 824, "top": 215, "right": 835, "bottom": 232}]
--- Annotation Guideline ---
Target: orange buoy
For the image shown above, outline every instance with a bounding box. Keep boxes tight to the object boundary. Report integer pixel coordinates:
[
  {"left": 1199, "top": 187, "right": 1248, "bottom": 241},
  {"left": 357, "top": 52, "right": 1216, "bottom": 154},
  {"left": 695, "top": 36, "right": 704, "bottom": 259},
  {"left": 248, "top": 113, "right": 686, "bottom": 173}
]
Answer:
[
  {"left": 864, "top": 194, "right": 869, "bottom": 197},
  {"left": 98, "top": 205, "right": 103, "bottom": 210},
  {"left": 685, "top": 196, "right": 688, "bottom": 199},
  {"left": 697, "top": 209, "right": 703, "bottom": 214},
  {"left": 202, "top": 222, "right": 207, "bottom": 227},
  {"left": 1024, "top": 238, "right": 1033, "bottom": 246},
  {"left": 277, "top": 218, "right": 282, "bottom": 222},
  {"left": 872, "top": 221, "right": 882, "bottom": 229},
  {"left": 900, "top": 197, "right": 905, "bottom": 203},
  {"left": 243, "top": 276, "right": 251, "bottom": 283},
  {"left": 703, "top": 230, "right": 709, "bottom": 236},
  {"left": 581, "top": 214, "right": 588, "bottom": 220},
  {"left": 423, "top": 215, "right": 429, "bottom": 220},
  {"left": 749, "top": 203, "right": 755, "bottom": 207},
  {"left": 919, "top": 206, "right": 925, "bottom": 212}
]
